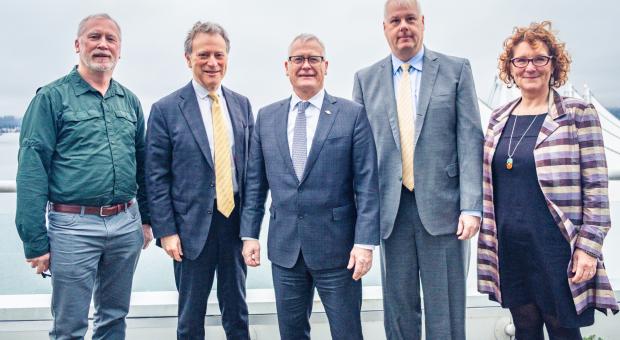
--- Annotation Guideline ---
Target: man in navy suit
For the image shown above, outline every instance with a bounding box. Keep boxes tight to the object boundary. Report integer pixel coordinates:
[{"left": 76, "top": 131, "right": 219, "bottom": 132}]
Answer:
[
  {"left": 146, "top": 22, "right": 252, "bottom": 339},
  {"left": 240, "top": 34, "right": 380, "bottom": 340}
]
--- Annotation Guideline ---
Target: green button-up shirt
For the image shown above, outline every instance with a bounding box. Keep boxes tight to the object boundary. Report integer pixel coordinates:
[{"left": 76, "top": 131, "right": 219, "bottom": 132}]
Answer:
[{"left": 16, "top": 67, "right": 150, "bottom": 258}]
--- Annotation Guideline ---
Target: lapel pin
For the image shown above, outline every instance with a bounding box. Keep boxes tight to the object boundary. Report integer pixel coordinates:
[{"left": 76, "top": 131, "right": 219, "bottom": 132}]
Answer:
[{"left": 325, "top": 110, "right": 332, "bottom": 115}]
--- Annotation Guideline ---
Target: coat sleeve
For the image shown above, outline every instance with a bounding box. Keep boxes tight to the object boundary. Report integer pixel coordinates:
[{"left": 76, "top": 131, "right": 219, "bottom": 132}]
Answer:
[
  {"left": 352, "top": 106, "right": 380, "bottom": 245},
  {"left": 145, "top": 102, "right": 177, "bottom": 238},
  {"left": 455, "top": 59, "right": 484, "bottom": 213},
  {"left": 574, "top": 104, "right": 611, "bottom": 259},
  {"left": 240, "top": 109, "right": 269, "bottom": 239}
]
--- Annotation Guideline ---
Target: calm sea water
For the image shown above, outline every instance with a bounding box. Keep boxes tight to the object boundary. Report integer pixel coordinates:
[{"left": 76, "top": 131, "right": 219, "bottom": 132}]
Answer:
[{"left": 1, "top": 132, "right": 618, "bottom": 295}]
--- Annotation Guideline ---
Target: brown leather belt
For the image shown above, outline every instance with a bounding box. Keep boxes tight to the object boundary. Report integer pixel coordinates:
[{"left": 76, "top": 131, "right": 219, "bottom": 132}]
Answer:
[{"left": 50, "top": 201, "right": 133, "bottom": 217}]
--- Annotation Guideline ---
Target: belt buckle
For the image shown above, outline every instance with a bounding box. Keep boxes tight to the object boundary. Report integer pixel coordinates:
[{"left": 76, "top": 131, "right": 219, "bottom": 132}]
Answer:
[{"left": 99, "top": 205, "right": 114, "bottom": 217}]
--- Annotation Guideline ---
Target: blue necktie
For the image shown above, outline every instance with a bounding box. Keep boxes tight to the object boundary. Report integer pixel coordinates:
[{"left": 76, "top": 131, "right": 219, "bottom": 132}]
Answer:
[{"left": 292, "top": 101, "right": 310, "bottom": 180}]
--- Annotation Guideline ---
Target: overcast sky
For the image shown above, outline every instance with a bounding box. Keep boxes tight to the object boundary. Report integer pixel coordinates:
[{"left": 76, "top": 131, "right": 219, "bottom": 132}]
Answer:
[{"left": 1, "top": 0, "right": 619, "bottom": 117}]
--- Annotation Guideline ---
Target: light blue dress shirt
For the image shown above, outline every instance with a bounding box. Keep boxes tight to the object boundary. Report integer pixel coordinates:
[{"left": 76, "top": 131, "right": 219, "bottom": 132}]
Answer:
[{"left": 391, "top": 48, "right": 481, "bottom": 219}]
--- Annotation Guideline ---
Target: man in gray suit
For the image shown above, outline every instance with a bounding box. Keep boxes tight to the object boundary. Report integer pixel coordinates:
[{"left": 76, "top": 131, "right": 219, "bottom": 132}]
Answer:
[
  {"left": 353, "top": 0, "right": 483, "bottom": 339},
  {"left": 241, "top": 34, "right": 379, "bottom": 340}
]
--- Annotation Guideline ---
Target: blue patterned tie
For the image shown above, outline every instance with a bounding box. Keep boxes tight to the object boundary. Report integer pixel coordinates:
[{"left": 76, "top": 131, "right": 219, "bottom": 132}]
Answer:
[{"left": 292, "top": 101, "right": 310, "bottom": 180}]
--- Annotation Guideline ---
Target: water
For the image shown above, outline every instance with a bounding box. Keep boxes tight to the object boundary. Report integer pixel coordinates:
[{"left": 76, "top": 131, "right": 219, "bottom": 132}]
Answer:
[
  {"left": 1, "top": 132, "right": 619, "bottom": 296},
  {"left": 0, "top": 133, "right": 380, "bottom": 294}
]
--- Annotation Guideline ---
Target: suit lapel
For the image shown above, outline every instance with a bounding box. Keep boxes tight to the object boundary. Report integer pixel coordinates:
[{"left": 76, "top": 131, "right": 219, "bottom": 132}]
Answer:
[
  {"left": 486, "top": 98, "right": 520, "bottom": 165},
  {"left": 178, "top": 82, "right": 214, "bottom": 170},
  {"left": 222, "top": 86, "right": 245, "bottom": 182},
  {"left": 535, "top": 89, "right": 563, "bottom": 148},
  {"left": 275, "top": 98, "right": 298, "bottom": 180},
  {"left": 415, "top": 48, "right": 439, "bottom": 146},
  {"left": 301, "top": 93, "right": 338, "bottom": 184},
  {"left": 380, "top": 56, "right": 401, "bottom": 152}
]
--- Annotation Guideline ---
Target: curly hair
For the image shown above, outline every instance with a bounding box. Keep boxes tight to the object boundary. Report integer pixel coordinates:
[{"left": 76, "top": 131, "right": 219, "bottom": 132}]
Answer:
[{"left": 498, "top": 21, "right": 571, "bottom": 88}]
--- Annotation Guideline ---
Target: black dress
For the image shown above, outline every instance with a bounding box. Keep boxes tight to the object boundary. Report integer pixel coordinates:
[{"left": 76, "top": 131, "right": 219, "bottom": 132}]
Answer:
[{"left": 492, "top": 113, "right": 594, "bottom": 327}]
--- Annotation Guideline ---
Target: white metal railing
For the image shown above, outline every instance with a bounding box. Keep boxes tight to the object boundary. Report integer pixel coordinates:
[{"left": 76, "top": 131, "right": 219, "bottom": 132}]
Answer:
[{"left": 0, "top": 180, "right": 15, "bottom": 193}]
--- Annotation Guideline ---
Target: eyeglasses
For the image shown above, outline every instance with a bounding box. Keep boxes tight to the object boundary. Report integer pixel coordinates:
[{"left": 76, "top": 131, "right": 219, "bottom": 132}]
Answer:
[
  {"left": 510, "top": 55, "right": 553, "bottom": 68},
  {"left": 288, "top": 56, "right": 324, "bottom": 65}
]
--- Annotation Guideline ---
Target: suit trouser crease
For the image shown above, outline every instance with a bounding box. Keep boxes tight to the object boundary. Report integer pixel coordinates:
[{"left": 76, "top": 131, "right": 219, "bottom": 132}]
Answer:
[
  {"left": 48, "top": 202, "right": 143, "bottom": 340},
  {"left": 174, "top": 204, "right": 249, "bottom": 340},
  {"left": 272, "top": 254, "right": 363, "bottom": 340},
  {"left": 381, "top": 189, "right": 467, "bottom": 340}
]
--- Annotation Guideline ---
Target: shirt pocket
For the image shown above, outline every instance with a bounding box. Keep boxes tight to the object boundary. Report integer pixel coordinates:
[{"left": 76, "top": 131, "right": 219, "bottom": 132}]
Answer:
[
  {"left": 59, "top": 109, "right": 104, "bottom": 142},
  {"left": 113, "top": 110, "right": 137, "bottom": 143}
]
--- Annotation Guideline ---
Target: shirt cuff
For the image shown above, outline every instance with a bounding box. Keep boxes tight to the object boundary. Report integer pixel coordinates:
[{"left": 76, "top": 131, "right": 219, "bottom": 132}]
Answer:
[
  {"left": 461, "top": 210, "right": 481, "bottom": 218},
  {"left": 241, "top": 237, "right": 258, "bottom": 241},
  {"left": 354, "top": 244, "right": 375, "bottom": 250}
]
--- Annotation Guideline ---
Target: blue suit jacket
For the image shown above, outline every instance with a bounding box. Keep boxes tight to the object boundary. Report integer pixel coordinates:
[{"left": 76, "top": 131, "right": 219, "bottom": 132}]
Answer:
[
  {"left": 240, "top": 92, "right": 380, "bottom": 270},
  {"left": 145, "top": 82, "right": 253, "bottom": 260}
]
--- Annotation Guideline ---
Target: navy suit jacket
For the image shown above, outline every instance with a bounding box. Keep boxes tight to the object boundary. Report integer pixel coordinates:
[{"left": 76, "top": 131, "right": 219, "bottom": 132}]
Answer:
[
  {"left": 240, "top": 92, "right": 380, "bottom": 270},
  {"left": 146, "top": 82, "right": 253, "bottom": 260}
]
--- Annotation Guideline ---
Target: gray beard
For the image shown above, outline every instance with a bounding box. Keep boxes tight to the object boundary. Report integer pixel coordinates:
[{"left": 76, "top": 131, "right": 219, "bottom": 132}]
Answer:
[{"left": 81, "top": 55, "right": 116, "bottom": 72}]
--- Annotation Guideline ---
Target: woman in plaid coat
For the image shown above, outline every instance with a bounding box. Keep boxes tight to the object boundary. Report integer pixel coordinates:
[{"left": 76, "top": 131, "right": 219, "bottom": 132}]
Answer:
[{"left": 477, "top": 21, "right": 618, "bottom": 339}]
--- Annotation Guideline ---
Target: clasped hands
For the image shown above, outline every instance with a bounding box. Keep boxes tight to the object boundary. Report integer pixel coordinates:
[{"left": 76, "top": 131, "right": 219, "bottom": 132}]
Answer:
[{"left": 242, "top": 240, "right": 373, "bottom": 281}]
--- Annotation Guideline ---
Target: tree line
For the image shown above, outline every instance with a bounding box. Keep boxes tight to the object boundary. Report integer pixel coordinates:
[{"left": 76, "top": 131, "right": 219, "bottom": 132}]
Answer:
[{"left": 0, "top": 115, "right": 22, "bottom": 132}]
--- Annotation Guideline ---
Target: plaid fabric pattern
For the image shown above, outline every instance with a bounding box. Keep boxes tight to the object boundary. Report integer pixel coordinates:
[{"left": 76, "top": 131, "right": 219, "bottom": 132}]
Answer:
[{"left": 477, "top": 89, "right": 619, "bottom": 315}]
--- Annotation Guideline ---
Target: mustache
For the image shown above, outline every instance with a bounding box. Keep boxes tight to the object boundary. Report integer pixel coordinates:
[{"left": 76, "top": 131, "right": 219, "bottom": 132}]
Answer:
[{"left": 92, "top": 52, "right": 112, "bottom": 57}]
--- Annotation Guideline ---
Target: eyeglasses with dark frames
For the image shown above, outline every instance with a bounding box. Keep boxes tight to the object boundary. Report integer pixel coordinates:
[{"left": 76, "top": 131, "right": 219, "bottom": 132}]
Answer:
[
  {"left": 288, "top": 56, "right": 324, "bottom": 65},
  {"left": 510, "top": 55, "right": 553, "bottom": 68}
]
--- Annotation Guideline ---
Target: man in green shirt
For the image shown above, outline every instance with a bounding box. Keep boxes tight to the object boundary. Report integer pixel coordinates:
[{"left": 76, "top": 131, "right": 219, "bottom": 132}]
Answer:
[{"left": 15, "top": 13, "right": 152, "bottom": 339}]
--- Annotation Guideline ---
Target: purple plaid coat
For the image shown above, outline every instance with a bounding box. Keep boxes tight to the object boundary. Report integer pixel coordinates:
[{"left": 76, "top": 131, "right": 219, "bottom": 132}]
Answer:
[{"left": 477, "top": 89, "right": 619, "bottom": 314}]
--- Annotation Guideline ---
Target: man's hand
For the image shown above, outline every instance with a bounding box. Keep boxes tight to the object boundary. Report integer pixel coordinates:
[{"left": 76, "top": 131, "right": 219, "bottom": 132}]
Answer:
[
  {"left": 242, "top": 240, "right": 261, "bottom": 267},
  {"left": 347, "top": 247, "right": 373, "bottom": 281},
  {"left": 26, "top": 253, "right": 50, "bottom": 274},
  {"left": 161, "top": 234, "right": 183, "bottom": 262},
  {"left": 456, "top": 214, "right": 481, "bottom": 240},
  {"left": 571, "top": 248, "right": 597, "bottom": 284},
  {"left": 142, "top": 224, "right": 153, "bottom": 249}
]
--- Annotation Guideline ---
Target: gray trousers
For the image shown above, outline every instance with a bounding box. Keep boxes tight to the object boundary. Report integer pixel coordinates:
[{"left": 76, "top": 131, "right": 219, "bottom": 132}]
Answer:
[
  {"left": 381, "top": 188, "right": 467, "bottom": 340},
  {"left": 47, "top": 201, "right": 143, "bottom": 340}
]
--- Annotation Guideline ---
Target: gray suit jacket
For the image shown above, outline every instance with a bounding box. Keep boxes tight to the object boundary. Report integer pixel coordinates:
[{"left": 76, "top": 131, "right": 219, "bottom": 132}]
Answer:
[
  {"left": 353, "top": 48, "right": 483, "bottom": 238},
  {"left": 240, "top": 92, "right": 380, "bottom": 270}
]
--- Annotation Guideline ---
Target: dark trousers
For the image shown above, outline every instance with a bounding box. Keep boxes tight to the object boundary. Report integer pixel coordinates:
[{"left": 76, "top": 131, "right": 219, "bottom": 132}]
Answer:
[
  {"left": 174, "top": 204, "right": 249, "bottom": 340},
  {"left": 272, "top": 254, "right": 363, "bottom": 340}
]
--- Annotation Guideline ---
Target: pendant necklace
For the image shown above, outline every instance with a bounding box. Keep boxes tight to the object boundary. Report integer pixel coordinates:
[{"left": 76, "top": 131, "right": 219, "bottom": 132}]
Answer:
[{"left": 506, "top": 114, "right": 540, "bottom": 170}]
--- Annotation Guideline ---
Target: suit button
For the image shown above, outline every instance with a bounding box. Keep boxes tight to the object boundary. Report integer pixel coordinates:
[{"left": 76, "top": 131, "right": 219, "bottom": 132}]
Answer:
[
  {"left": 298, "top": 214, "right": 303, "bottom": 219},
  {"left": 208, "top": 210, "right": 213, "bottom": 214},
  {"left": 210, "top": 183, "right": 215, "bottom": 187},
  {"left": 298, "top": 188, "right": 302, "bottom": 193}
]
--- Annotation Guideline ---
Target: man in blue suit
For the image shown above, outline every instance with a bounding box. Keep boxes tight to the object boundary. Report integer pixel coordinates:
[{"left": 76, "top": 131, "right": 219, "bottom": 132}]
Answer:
[
  {"left": 146, "top": 22, "right": 252, "bottom": 339},
  {"left": 240, "top": 34, "right": 380, "bottom": 340}
]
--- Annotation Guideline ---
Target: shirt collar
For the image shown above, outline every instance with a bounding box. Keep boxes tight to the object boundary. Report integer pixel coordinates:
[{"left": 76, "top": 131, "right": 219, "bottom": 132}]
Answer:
[
  {"left": 192, "top": 79, "right": 223, "bottom": 100},
  {"left": 391, "top": 46, "right": 425, "bottom": 75},
  {"left": 70, "top": 65, "right": 124, "bottom": 97},
  {"left": 289, "top": 89, "right": 325, "bottom": 112}
]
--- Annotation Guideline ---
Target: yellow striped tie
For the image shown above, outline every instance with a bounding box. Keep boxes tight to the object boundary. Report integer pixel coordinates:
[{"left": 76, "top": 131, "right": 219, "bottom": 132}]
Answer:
[
  {"left": 397, "top": 63, "right": 415, "bottom": 191},
  {"left": 208, "top": 92, "right": 235, "bottom": 217}
]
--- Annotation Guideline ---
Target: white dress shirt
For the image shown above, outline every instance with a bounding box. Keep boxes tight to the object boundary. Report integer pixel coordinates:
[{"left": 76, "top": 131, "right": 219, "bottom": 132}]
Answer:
[
  {"left": 192, "top": 79, "right": 238, "bottom": 193},
  {"left": 287, "top": 90, "right": 324, "bottom": 159}
]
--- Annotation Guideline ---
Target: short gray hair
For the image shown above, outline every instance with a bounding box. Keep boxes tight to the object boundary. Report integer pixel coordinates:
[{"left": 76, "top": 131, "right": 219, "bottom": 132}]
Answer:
[
  {"left": 184, "top": 21, "right": 230, "bottom": 55},
  {"left": 384, "top": 0, "right": 423, "bottom": 19},
  {"left": 77, "top": 13, "right": 122, "bottom": 39},
  {"left": 288, "top": 33, "right": 326, "bottom": 56}
]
